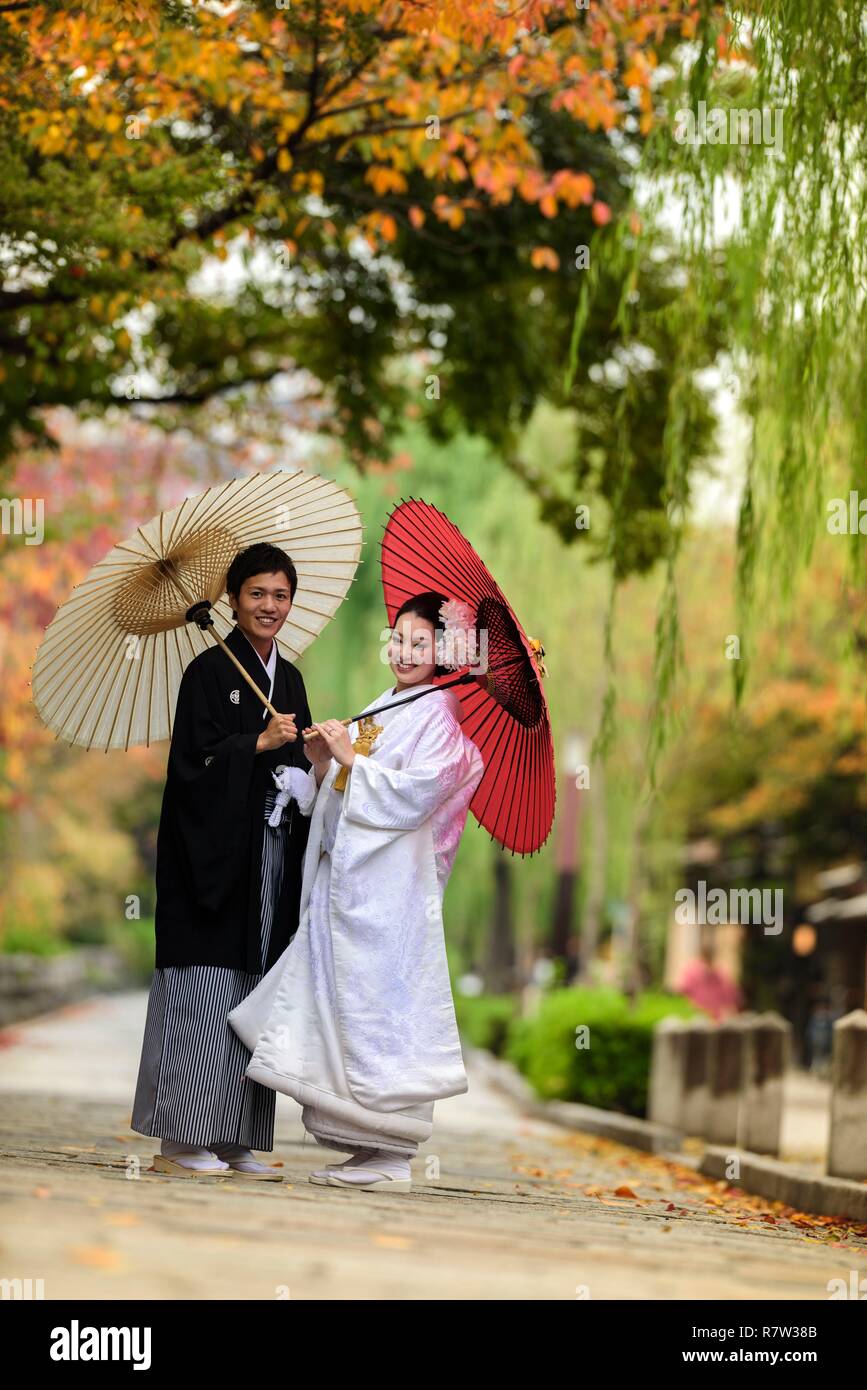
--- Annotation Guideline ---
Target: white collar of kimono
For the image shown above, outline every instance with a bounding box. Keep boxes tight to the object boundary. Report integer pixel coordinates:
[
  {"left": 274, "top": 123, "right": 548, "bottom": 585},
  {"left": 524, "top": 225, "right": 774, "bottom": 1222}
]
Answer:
[
  {"left": 359, "top": 683, "right": 435, "bottom": 717},
  {"left": 239, "top": 626, "right": 276, "bottom": 715},
  {"left": 389, "top": 682, "right": 433, "bottom": 699}
]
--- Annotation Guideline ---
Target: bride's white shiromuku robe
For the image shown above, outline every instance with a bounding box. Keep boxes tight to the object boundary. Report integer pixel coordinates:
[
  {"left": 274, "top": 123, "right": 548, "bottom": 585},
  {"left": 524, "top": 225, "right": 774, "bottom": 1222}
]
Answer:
[{"left": 227, "top": 681, "right": 485, "bottom": 1157}]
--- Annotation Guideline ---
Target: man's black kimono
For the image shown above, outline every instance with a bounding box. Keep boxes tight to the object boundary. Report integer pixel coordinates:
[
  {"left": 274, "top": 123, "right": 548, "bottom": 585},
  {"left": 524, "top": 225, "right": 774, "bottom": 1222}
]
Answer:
[{"left": 154, "top": 623, "right": 313, "bottom": 974}]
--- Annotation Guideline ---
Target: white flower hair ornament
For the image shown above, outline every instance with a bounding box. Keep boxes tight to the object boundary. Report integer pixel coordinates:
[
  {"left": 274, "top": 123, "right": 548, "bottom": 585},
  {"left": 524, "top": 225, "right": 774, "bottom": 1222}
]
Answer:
[{"left": 436, "top": 598, "right": 484, "bottom": 670}]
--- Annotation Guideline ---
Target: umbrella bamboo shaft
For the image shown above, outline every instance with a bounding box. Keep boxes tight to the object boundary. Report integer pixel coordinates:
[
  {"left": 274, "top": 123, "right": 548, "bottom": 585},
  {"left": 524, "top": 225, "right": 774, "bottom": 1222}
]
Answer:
[
  {"left": 208, "top": 628, "right": 280, "bottom": 719},
  {"left": 342, "top": 672, "right": 477, "bottom": 726},
  {"left": 162, "top": 566, "right": 281, "bottom": 719}
]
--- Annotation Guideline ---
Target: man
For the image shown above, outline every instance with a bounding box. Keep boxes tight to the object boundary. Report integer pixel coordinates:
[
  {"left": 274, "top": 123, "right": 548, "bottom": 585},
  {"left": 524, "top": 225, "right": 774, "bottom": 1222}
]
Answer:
[{"left": 131, "top": 541, "right": 317, "bottom": 1178}]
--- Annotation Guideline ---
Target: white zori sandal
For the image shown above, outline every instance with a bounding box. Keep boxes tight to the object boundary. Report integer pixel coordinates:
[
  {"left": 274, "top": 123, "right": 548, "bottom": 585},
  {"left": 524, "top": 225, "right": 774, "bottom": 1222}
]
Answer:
[
  {"left": 310, "top": 1151, "right": 412, "bottom": 1191},
  {"left": 151, "top": 1154, "right": 229, "bottom": 1178},
  {"left": 222, "top": 1158, "right": 283, "bottom": 1181},
  {"left": 209, "top": 1143, "right": 284, "bottom": 1181}
]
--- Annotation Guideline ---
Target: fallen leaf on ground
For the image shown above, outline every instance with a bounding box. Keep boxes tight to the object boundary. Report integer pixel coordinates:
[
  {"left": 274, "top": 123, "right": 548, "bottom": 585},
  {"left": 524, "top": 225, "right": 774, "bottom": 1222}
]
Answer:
[{"left": 68, "top": 1246, "right": 121, "bottom": 1270}]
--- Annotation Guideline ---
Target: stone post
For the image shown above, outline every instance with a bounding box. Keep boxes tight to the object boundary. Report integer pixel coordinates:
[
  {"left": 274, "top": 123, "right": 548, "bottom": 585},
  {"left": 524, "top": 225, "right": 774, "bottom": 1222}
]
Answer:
[
  {"left": 648, "top": 1017, "right": 687, "bottom": 1131},
  {"left": 681, "top": 1017, "right": 714, "bottom": 1137},
  {"left": 706, "top": 1014, "right": 752, "bottom": 1146},
  {"left": 828, "top": 1010, "right": 867, "bottom": 1181},
  {"left": 740, "top": 1012, "right": 790, "bottom": 1155}
]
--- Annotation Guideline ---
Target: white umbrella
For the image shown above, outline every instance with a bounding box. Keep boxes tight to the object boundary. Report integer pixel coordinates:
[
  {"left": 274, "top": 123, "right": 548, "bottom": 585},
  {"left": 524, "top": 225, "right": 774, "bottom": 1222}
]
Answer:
[{"left": 31, "top": 469, "right": 363, "bottom": 750}]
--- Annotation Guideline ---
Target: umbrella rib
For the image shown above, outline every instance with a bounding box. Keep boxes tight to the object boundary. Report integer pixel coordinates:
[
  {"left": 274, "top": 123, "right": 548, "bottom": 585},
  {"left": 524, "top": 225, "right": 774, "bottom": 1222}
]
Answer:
[
  {"left": 462, "top": 686, "right": 502, "bottom": 744},
  {"left": 162, "top": 488, "right": 193, "bottom": 556},
  {"left": 190, "top": 470, "right": 299, "bottom": 537},
  {"left": 103, "top": 629, "right": 144, "bottom": 751},
  {"left": 536, "top": 721, "right": 555, "bottom": 852},
  {"left": 67, "top": 632, "right": 136, "bottom": 748},
  {"left": 145, "top": 629, "right": 157, "bottom": 746},
  {"left": 380, "top": 542, "right": 486, "bottom": 613},
  {"left": 466, "top": 667, "right": 547, "bottom": 850},
  {"left": 162, "top": 628, "right": 171, "bottom": 738},
  {"left": 123, "top": 625, "right": 151, "bottom": 751},
  {"left": 471, "top": 702, "right": 515, "bottom": 829},
  {"left": 34, "top": 606, "right": 130, "bottom": 695},
  {"left": 156, "top": 489, "right": 361, "bottom": 608},
  {"left": 169, "top": 623, "right": 199, "bottom": 738},
  {"left": 383, "top": 509, "right": 489, "bottom": 608},
  {"left": 169, "top": 472, "right": 251, "bottom": 553},
  {"left": 215, "top": 486, "right": 346, "bottom": 537},
  {"left": 389, "top": 501, "right": 496, "bottom": 601},
  {"left": 281, "top": 582, "right": 361, "bottom": 602},
  {"left": 495, "top": 710, "right": 524, "bottom": 850},
  {"left": 134, "top": 524, "right": 168, "bottom": 565},
  {"left": 383, "top": 522, "right": 487, "bottom": 613},
  {"left": 541, "top": 720, "right": 555, "bottom": 847},
  {"left": 77, "top": 553, "right": 165, "bottom": 574},
  {"left": 523, "top": 723, "right": 540, "bottom": 857},
  {"left": 186, "top": 474, "right": 252, "bottom": 541},
  {"left": 179, "top": 617, "right": 202, "bottom": 666},
  {"left": 533, "top": 726, "right": 547, "bottom": 854},
  {"left": 285, "top": 538, "right": 364, "bottom": 554},
  {"left": 272, "top": 519, "right": 363, "bottom": 541},
  {"left": 32, "top": 595, "right": 128, "bottom": 683},
  {"left": 520, "top": 711, "right": 548, "bottom": 857},
  {"left": 475, "top": 711, "right": 514, "bottom": 839}
]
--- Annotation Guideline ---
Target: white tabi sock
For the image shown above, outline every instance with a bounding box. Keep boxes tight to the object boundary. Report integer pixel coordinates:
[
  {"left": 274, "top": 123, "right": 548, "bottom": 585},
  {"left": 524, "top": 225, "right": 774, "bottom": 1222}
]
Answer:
[
  {"left": 326, "top": 1149, "right": 411, "bottom": 1183},
  {"left": 321, "top": 1147, "right": 378, "bottom": 1171},
  {"left": 209, "top": 1142, "right": 274, "bottom": 1172},
  {"left": 160, "top": 1139, "right": 229, "bottom": 1170}
]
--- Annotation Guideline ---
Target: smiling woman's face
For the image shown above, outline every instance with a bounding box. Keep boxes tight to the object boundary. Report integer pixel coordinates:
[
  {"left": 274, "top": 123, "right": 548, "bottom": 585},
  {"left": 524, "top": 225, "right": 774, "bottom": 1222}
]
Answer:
[{"left": 387, "top": 612, "right": 437, "bottom": 688}]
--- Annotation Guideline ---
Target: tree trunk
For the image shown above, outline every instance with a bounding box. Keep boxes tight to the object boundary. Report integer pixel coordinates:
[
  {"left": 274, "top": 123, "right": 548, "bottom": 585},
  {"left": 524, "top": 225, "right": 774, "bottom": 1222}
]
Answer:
[{"left": 485, "top": 850, "right": 515, "bottom": 993}]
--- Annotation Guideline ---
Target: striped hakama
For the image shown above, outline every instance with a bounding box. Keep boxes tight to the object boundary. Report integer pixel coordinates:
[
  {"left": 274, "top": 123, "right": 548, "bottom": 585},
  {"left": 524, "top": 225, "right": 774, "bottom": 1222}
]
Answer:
[{"left": 131, "top": 789, "right": 290, "bottom": 1151}]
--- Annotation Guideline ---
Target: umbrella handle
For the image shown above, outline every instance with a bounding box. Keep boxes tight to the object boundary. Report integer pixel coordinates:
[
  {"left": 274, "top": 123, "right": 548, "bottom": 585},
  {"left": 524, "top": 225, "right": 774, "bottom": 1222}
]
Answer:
[{"left": 298, "top": 671, "right": 482, "bottom": 740}]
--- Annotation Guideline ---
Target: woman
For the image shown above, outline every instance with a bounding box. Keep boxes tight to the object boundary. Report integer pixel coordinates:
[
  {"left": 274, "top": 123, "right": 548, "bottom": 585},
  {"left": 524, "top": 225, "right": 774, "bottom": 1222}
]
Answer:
[{"left": 227, "top": 590, "right": 485, "bottom": 1192}]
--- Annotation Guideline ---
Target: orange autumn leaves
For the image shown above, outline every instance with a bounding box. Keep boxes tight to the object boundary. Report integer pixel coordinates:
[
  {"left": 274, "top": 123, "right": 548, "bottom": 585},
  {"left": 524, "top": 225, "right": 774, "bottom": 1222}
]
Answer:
[
  {"left": 2, "top": 0, "right": 718, "bottom": 262},
  {"left": 512, "top": 1135, "right": 867, "bottom": 1251}
]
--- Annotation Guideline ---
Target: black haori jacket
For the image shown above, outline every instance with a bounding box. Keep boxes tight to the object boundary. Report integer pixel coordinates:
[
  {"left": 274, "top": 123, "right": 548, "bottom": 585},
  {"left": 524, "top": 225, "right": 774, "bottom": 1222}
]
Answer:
[{"left": 154, "top": 623, "right": 313, "bottom": 972}]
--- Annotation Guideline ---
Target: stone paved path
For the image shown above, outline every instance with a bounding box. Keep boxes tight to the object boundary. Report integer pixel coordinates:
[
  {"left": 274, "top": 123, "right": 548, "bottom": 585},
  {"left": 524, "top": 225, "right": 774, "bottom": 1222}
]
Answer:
[{"left": 2, "top": 993, "right": 866, "bottom": 1300}]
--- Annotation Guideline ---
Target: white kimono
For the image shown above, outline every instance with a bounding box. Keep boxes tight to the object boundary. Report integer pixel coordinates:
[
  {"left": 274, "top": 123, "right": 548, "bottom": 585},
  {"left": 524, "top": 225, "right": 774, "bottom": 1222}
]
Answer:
[{"left": 227, "top": 681, "right": 485, "bottom": 1157}]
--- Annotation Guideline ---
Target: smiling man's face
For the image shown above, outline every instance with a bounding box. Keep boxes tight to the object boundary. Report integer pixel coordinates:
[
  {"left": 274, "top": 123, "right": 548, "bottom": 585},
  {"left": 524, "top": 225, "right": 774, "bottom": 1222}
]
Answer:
[{"left": 229, "top": 570, "right": 293, "bottom": 648}]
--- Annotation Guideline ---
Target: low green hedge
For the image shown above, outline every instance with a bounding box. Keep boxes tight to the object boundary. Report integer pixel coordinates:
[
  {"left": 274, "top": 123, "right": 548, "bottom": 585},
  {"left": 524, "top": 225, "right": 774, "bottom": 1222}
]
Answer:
[
  {"left": 454, "top": 993, "right": 519, "bottom": 1055},
  {"left": 464, "top": 986, "right": 697, "bottom": 1118},
  {"left": 106, "top": 917, "right": 157, "bottom": 984}
]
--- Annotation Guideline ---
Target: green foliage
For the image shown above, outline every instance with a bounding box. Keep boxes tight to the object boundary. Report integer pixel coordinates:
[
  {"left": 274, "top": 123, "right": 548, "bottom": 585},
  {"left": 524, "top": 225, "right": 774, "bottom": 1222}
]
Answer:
[
  {"left": 106, "top": 917, "right": 156, "bottom": 985},
  {"left": 1, "top": 924, "right": 67, "bottom": 956},
  {"left": 504, "top": 986, "right": 697, "bottom": 1115},
  {"left": 570, "top": 3, "right": 867, "bottom": 776},
  {"left": 454, "top": 993, "right": 519, "bottom": 1056}
]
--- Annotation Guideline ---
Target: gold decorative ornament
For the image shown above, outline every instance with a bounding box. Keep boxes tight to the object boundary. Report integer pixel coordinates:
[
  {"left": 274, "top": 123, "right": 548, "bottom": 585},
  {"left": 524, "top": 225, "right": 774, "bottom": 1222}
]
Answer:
[
  {"left": 528, "top": 636, "right": 548, "bottom": 678},
  {"left": 332, "top": 714, "right": 384, "bottom": 792}
]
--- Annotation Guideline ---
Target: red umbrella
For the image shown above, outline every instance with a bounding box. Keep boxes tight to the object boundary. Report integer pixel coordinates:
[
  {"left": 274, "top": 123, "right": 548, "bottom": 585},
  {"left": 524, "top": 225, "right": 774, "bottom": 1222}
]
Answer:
[{"left": 379, "top": 498, "right": 555, "bottom": 856}]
